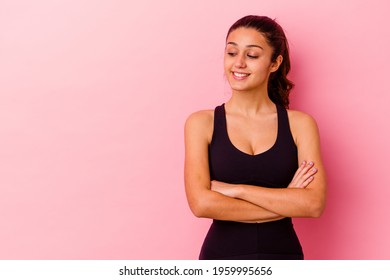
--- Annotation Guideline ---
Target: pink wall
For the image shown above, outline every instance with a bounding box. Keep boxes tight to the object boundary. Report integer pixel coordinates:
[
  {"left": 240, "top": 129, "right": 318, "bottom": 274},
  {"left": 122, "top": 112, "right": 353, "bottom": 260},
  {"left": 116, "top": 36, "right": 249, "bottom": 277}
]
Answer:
[{"left": 1, "top": 0, "right": 389, "bottom": 259}]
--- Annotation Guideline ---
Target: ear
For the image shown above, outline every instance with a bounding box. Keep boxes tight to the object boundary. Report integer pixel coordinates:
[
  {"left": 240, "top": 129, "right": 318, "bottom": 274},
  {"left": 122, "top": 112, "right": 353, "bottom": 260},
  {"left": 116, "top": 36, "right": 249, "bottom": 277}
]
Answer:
[{"left": 270, "top": 55, "right": 283, "bottom": 73}]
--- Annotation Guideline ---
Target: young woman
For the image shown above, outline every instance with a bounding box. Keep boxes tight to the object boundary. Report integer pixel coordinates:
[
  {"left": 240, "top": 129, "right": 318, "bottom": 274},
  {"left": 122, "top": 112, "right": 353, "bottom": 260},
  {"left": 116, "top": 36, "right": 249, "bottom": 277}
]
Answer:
[{"left": 184, "top": 15, "right": 326, "bottom": 260}]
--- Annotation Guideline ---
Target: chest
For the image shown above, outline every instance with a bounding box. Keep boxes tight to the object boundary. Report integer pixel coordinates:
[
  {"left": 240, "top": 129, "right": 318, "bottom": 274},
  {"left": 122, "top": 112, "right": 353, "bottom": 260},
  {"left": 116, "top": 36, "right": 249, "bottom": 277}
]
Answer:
[
  {"left": 209, "top": 105, "right": 298, "bottom": 188},
  {"left": 226, "top": 113, "right": 277, "bottom": 156}
]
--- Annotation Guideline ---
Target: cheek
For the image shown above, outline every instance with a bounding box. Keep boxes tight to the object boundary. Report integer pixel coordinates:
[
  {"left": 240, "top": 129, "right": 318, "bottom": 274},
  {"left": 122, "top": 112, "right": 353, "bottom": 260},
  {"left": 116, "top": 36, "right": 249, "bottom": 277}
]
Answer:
[
  {"left": 250, "top": 60, "right": 272, "bottom": 73},
  {"left": 223, "top": 59, "right": 232, "bottom": 74},
  {"left": 223, "top": 56, "right": 231, "bottom": 67}
]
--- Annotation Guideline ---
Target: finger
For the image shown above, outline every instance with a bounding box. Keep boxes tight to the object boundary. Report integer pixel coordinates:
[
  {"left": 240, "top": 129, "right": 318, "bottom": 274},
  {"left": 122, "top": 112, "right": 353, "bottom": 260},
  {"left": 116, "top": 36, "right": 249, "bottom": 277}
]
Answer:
[
  {"left": 294, "top": 165, "right": 318, "bottom": 188},
  {"left": 295, "top": 167, "right": 317, "bottom": 188},
  {"left": 296, "top": 162, "right": 315, "bottom": 180},
  {"left": 301, "top": 175, "right": 315, "bottom": 187},
  {"left": 292, "top": 161, "right": 314, "bottom": 185},
  {"left": 289, "top": 161, "right": 317, "bottom": 188},
  {"left": 302, "top": 161, "right": 314, "bottom": 175},
  {"left": 291, "top": 161, "right": 308, "bottom": 183}
]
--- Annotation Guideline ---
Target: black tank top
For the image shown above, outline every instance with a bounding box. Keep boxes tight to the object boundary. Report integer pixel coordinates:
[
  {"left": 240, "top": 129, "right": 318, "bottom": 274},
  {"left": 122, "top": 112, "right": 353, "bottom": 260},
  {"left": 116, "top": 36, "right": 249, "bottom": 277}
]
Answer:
[{"left": 209, "top": 103, "right": 298, "bottom": 188}]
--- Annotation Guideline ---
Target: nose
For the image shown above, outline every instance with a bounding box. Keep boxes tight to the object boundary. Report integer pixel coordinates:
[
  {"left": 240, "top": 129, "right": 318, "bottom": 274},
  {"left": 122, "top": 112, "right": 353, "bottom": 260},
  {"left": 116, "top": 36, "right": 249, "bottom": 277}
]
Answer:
[{"left": 234, "top": 54, "right": 246, "bottom": 68}]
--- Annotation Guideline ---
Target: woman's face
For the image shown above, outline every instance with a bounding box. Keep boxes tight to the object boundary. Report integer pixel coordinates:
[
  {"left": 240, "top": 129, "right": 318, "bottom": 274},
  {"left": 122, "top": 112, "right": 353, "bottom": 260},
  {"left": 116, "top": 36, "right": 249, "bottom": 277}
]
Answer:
[{"left": 224, "top": 27, "right": 281, "bottom": 93}]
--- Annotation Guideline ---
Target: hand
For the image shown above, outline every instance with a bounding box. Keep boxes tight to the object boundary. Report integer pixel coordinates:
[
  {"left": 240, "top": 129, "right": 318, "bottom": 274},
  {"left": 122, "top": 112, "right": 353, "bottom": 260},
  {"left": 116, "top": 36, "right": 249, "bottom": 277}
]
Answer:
[
  {"left": 211, "top": 180, "right": 239, "bottom": 198},
  {"left": 288, "top": 161, "right": 318, "bottom": 189}
]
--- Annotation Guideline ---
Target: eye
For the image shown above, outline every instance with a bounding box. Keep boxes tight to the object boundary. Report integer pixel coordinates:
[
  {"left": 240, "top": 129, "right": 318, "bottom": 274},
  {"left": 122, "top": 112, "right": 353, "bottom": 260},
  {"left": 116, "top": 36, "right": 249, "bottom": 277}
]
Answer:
[
  {"left": 227, "top": 52, "right": 237, "bottom": 57},
  {"left": 247, "top": 54, "right": 259, "bottom": 59}
]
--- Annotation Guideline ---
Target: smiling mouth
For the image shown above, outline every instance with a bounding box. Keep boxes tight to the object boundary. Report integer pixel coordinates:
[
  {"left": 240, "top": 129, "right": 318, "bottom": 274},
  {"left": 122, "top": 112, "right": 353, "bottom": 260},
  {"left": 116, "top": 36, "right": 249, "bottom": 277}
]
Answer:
[{"left": 232, "top": 72, "right": 250, "bottom": 78}]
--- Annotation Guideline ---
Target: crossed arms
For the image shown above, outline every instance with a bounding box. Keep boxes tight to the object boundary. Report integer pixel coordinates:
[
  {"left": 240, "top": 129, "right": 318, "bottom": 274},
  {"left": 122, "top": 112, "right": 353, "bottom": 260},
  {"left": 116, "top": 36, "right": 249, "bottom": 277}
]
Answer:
[{"left": 184, "top": 109, "right": 326, "bottom": 223}]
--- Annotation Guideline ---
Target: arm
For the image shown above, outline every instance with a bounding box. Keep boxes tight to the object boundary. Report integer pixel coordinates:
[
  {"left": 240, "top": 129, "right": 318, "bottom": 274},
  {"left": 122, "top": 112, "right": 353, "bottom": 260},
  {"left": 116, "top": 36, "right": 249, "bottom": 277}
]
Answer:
[
  {"left": 211, "top": 112, "right": 327, "bottom": 218},
  {"left": 184, "top": 110, "right": 283, "bottom": 222}
]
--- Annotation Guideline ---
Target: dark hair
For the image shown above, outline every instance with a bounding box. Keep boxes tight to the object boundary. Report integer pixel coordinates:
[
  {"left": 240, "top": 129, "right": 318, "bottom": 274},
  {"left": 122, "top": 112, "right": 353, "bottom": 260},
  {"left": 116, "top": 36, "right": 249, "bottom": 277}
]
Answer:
[{"left": 227, "top": 15, "right": 294, "bottom": 108}]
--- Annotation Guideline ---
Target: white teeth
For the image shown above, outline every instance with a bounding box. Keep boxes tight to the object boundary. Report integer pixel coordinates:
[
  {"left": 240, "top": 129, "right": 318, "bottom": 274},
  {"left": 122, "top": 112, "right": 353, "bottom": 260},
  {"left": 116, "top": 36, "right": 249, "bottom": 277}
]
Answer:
[{"left": 233, "top": 72, "right": 249, "bottom": 77}]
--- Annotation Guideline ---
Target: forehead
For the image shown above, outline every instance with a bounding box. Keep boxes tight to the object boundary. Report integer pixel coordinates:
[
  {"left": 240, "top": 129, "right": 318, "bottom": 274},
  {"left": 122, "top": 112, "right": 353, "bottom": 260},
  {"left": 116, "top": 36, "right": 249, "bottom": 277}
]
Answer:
[{"left": 226, "top": 27, "right": 270, "bottom": 48}]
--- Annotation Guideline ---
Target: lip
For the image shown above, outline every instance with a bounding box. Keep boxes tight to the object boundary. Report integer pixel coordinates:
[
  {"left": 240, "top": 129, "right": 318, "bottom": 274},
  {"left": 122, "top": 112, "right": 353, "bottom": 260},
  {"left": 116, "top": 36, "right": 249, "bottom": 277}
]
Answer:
[{"left": 231, "top": 71, "right": 250, "bottom": 80}]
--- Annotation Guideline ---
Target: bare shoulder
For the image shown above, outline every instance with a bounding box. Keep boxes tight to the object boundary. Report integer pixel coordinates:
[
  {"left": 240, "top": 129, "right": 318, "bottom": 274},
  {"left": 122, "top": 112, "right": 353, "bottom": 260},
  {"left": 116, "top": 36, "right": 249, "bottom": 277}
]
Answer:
[
  {"left": 185, "top": 109, "right": 214, "bottom": 143},
  {"left": 286, "top": 109, "right": 320, "bottom": 144},
  {"left": 287, "top": 109, "right": 318, "bottom": 128},
  {"left": 185, "top": 109, "right": 213, "bottom": 126}
]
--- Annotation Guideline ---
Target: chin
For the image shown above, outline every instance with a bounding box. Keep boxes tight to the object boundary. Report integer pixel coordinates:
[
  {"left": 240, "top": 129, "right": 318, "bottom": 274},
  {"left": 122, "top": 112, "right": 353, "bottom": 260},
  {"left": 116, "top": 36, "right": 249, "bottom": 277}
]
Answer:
[{"left": 230, "top": 84, "right": 254, "bottom": 92}]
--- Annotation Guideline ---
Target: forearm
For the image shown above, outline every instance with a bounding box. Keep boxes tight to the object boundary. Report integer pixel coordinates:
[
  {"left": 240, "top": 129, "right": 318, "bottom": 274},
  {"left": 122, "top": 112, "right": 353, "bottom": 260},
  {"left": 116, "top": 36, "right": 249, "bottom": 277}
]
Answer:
[
  {"left": 211, "top": 160, "right": 326, "bottom": 218},
  {"left": 236, "top": 184, "right": 324, "bottom": 218},
  {"left": 190, "top": 189, "right": 283, "bottom": 222}
]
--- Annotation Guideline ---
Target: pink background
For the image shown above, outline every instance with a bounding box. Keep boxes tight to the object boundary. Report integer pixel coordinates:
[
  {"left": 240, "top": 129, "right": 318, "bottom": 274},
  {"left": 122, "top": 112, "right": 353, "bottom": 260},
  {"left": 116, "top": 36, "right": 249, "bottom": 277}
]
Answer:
[{"left": 1, "top": 0, "right": 389, "bottom": 259}]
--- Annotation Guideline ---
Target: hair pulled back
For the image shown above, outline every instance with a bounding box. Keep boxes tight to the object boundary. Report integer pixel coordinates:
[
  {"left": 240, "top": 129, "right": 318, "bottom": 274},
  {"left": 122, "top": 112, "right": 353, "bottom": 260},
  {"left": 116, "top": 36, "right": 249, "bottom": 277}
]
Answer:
[{"left": 227, "top": 15, "right": 294, "bottom": 108}]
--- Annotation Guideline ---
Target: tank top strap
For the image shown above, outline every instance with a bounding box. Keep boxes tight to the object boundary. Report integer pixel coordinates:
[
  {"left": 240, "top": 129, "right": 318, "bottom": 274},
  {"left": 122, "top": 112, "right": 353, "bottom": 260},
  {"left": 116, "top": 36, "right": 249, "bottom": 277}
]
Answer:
[
  {"left": 275, "top": 104, "right": 295, "bottom": 145},
  {"left": 211, "top": 104, "right": 227, "bottom": 143},
  {"left": 213, "top": 104, "right": 225, "bottom": 125}
]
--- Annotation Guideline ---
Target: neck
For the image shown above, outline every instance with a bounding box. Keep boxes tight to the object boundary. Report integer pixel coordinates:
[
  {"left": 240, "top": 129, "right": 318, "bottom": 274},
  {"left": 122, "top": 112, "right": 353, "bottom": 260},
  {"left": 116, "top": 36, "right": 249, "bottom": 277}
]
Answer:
[{"left": 226, "top": 88, "right": 275, "bottom": 116}]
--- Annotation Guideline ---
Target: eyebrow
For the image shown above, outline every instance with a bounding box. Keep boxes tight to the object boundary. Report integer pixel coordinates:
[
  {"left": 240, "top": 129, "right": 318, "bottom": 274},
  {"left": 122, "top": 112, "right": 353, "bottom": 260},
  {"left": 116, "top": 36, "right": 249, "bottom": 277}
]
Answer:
[{"left": 226, "top": 42, "right": 263, "bottom": 50}]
